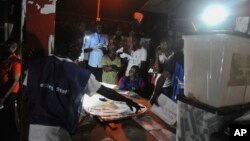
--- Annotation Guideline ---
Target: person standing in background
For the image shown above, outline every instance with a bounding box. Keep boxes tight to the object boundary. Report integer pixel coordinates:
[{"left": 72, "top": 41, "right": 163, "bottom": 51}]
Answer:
[
  {"left": 101, "top": 43, "right": 121, "bottom": 84},
  {"left": 120, "top": 36, "right": 147, "bottom": 77},
  {"left": 77, "top": 23, "right": 92, "bottom": 68},
  {"left": 0, "top": 39, "right": 21, "bottom": 141},
  {"left": 83, "top": 23, "right": 109, "bottom": 81}
]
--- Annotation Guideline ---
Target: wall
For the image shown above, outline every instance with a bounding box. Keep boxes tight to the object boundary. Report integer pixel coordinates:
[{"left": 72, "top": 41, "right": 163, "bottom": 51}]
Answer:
[{"left": 25, "top": 0, "right": 56, "bottom": 55}]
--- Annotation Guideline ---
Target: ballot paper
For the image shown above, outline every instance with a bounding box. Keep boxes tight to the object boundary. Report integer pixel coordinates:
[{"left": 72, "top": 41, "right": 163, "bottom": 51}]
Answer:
[
  {"left": 100, "top": 82, "right": 117, "bottom": 89},
  {"left": 87, "top": 102, "right": 147, "bottom": 120},
  {"left": 116, "top": 90, "right": 130, "bottom": 95},
  {"left": 151, "top": 94, "right": 177, "bottom": 125},
  {"left": 82, "top": 93, "right": 147, "bottom": 121}
]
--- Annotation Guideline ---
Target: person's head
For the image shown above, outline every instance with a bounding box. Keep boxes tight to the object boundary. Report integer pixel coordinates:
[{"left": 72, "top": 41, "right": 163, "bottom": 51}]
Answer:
[
  {"left": 108, "top": 43, "right": 117, "bottom": 59},
  {"left": 131, "top": 35, "right": 140, "bottom": 49},
  {"left": 54, "top": 33, "right": 80, "bottom": 61},
  {"left": 78, "top": 22, "right": 86, "bottom": 33},
  {"left": 1, "top": 39, "right": 19, "bottom": 59},
  {"left": 161, "top": 39, "right": 173, "bottom": 53},
  {"left": 129, "top": 65, "right": 140, "bottom": 78},
  {"left": 4, "top": 39, "right": 18, "bottom": 53},
  {"left": 3, "top": 39, "right": 19, "bottom": 56},
  {"left": 118, "top": 41, "right": 124, "bottom": 48},
  {"left": 95, "top": 23, "right": 103, "bottom": 34},
  {"left": 115, "top": 26, "right": 122, "bottom": 36},
  {"left": 159, "top": 40, "right": 168, "bottom": 49}
]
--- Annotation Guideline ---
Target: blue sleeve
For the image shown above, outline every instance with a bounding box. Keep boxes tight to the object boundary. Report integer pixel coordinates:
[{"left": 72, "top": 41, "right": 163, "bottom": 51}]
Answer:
[
  {"left": 85, "top": 36, "right": 91, "bottom": 49},
  {"left": 132, "top": 79, "right": 141, "bottom": 90},
  {"left": 118, "top": 77, "right": 127, "bottom": 90}
]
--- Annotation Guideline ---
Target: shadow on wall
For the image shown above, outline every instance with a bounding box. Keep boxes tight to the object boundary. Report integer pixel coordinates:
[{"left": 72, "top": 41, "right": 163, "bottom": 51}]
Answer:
[{"left": 22, "top": 31, "right": 45, "bottom": 69}]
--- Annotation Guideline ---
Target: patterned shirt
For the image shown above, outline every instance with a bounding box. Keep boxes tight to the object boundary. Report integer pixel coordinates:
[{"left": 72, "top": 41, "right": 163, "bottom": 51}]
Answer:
[{"left": 101, "top": 55, "right": 121, "bottom": 84}]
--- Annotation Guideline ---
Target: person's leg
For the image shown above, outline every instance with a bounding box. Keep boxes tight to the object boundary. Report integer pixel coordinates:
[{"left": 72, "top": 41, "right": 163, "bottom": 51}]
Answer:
[{"left": 0, "top": 94, "right": 19, "bottom": 141}]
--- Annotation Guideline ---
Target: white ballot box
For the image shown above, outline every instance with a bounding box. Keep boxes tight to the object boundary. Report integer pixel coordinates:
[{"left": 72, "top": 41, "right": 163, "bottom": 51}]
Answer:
[
  {"left": 176, "top": 96, "right": 249, "bottom": 141},
  {"left": 184, "top": 34, "right": 250, "bottom": 107}
]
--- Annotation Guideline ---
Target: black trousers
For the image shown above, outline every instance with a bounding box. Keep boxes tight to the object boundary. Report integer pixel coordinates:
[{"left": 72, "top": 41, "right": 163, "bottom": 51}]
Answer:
[
  {"left": 88, "top": 66, "right": 103, "bottom": 82},
  {"left": 0, "top": 94, "right": 19, "bottom": 141}
]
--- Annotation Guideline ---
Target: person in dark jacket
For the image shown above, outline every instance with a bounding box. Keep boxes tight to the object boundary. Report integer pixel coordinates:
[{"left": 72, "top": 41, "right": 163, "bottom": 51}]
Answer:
[{"left": 23, "top": 36, "right": 143, "bottom": 141}]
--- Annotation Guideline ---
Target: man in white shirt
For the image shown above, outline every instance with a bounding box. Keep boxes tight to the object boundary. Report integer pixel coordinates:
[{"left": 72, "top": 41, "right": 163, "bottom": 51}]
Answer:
[
  {"left": 83, "top": 24, "right": 109, "bottom": 81},
  {"left": 120, "top": 36, "right": 147, "bottom": 76}
]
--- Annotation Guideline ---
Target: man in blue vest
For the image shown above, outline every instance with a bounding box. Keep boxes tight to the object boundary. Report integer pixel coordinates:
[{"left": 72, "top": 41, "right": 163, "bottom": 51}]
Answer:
[{"left": 22, "top": 37, "right": 143, "bottom": 141}]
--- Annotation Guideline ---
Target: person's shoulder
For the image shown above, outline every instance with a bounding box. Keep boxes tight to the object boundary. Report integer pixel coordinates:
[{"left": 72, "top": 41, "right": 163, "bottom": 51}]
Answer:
[
  {"left": 121, "top": 76, "right": 129, "bottom": 80},
  {"left": 140, "top": 47, "right": 147, "bottom": 53},
  {"left": 88, "top": 33, "right": 96, "bottom": 38},
  {"left": 140, "top": 46, "right": 146, "bottom": 50},
  {"left": 115, "top": 56, "right": 121, "bottom": 60},
  {"left": 101, "top": 55, "right": 109, "bottom": 60},
  {"left": 37, "top": 56, "right": 54, "bottom": 63},
  {"left": 10, "top": 54, "right": 21, "bottom": 63},
  {"left": 101, "top": 34, "right": 108, "bottom": 38},
  {"left": 102, "top": 54, "right": 109, "bottom": 58}
]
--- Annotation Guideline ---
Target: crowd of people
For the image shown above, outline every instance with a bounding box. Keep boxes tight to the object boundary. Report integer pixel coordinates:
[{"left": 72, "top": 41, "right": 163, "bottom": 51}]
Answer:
[
  {"left": 0, "top": 21, "right": 184, "bottom": 141},
  {"left": 72, "top": 23, "right": 184, "bottom": 100}
]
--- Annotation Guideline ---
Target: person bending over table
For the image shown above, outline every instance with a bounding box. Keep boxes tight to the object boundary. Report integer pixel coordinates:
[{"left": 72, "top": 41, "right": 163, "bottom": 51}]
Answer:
[{"left": 22, "top": 38, "right": 143, "bottom": 141}]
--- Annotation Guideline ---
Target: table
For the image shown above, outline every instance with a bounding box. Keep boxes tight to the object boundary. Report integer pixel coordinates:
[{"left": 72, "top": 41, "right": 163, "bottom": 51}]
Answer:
[{"left": 73, "top": 91, "right": 176, "bottom": 141}]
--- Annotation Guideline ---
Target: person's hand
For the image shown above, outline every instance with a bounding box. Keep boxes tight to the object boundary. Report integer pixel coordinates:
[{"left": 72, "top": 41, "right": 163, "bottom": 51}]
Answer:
[
  {"left": 120, "top": 53, "right": 131, "bottom": 59},
  {"left": 74, "top": 59, "right": 79, "bottom": 64},
  {"left": 99, "top": 47, "right": 107, "bottom": 51},
  {"left": 103, "top": 66, "right": 113, "bottom": 72},
  {"left": 150, "top": 97, "right": 159, "bottom": 107},
  {"left": 84, "top": 48, "right": 93, "bottom": 52},
  {"left": 126, "top": 99, "right": 144, "bottom": 113},
  {"left": 116, "top": 47, "right": 124, "bottom": 54},
  {"left": 95, "top": 43, "right": 103, "bottom": 48},
  {"left": 110, "top": 65, "right": 118, "bottom": 71}
]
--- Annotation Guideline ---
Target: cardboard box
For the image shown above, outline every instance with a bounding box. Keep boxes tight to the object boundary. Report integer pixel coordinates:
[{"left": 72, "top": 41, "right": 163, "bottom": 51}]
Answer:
[{"left": 184, "top": 34, "right": 250, "bottom": 107}]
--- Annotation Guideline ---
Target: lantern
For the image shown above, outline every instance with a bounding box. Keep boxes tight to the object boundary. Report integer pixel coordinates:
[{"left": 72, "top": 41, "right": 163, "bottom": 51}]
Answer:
[{"left": 134, "top": 12, "right": 144, "bottom": 23}]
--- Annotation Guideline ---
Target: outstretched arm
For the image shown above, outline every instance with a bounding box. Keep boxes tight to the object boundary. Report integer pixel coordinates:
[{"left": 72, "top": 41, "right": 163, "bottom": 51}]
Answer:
[
  {"left": 0, "top": 73, "right": 21, "bottom": 106},
  {"left": 85, "top": 74, "right": 143, "bottom": 113},
  {"left": 97, "top": 85, "right": 143, "bottom": 113},
  {"left": 150, "top": 71, "right": 169, "bottom": 106}
]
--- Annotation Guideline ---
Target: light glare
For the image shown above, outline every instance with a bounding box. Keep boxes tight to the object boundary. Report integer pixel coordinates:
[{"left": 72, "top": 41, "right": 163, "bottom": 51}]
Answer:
[{"left": 202, "top": 5, "right": 228, "bottom": 26}]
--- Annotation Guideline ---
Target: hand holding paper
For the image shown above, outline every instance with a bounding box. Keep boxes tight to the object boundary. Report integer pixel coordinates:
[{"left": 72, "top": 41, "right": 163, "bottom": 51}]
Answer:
[
  {"left": 94, "top": 43, "right": 104, "bottom": 49},
  {"left": 120, "top": 53, "right": 131, "bottom": 59},
  {"left": 116, "top": 47, "right": 124, "bottom": 54}
]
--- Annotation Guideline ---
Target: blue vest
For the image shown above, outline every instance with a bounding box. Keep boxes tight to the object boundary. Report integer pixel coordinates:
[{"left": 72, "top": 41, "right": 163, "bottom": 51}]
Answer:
[
  {"left": 171, "top": 62, "right": 184, "bottom": 102},
  {"left": 26, "top": 56, "right": 90, "bottom": 134}
]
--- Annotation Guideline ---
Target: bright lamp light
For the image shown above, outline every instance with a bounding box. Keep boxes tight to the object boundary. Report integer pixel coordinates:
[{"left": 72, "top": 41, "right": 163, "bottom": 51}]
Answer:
[{"left": 202, "top": 5, "right": 228, "bottom": 26}]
